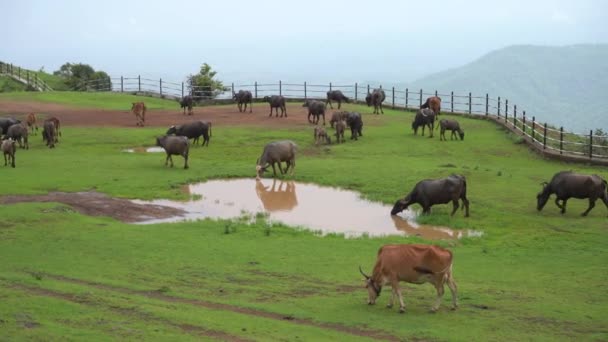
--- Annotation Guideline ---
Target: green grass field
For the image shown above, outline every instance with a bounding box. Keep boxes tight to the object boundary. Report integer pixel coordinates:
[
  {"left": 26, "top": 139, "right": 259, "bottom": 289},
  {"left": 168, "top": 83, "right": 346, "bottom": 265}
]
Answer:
[
  {"left": 0, "top": 93, "right": 606, "bottom": 341},
  {"left": 0, "top": 91, "right": 178, "bottom": 110}
]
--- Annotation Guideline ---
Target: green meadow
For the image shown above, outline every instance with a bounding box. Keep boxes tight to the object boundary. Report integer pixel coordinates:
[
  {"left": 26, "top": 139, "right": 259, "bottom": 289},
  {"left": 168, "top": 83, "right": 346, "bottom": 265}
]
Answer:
[{"left": 0, "top": 93, "right": 606, "bottom": 341}]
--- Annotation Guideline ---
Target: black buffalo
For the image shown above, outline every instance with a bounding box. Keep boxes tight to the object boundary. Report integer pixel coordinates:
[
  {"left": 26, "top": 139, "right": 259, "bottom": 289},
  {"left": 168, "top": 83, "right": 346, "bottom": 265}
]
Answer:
[
  {"left": 180, "top": 95, "right": 194, "bottom": 115},
  {"left": 233, "top": 90, "right": 253, "bottom": 113},
  {"left": 303, "top": 99, "right": 326, "bottom": 125},
  {"left": 0, "top": 117, "right": 21, "bottom": 135},
  {"left": 325, "top": 90, "right": 349, "bottom": 109},
  {"left": 346, "top": 112, "right": 363, "bottom": 140},
  {"left": 391, "top": 174, "right": 470, "bottom": 217},
  {"left": 166, "top": 121, "right": 211, "bottom": 147},
  {"left": 412, "top": 108, "right": 436, "bottom": 138},
  {"left": 263, "top": 95, "right": 287, "bottom": 118},
  {"left": 365, "top": 89, "right": 385, "bottom": 114},
  {"left": 537, "top": 171, "right": 608, "bottom": 216}
]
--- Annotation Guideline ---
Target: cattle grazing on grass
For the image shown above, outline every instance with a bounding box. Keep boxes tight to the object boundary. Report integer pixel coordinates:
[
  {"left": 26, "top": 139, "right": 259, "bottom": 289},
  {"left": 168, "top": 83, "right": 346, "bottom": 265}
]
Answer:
[
  {"left": 421, "top": 96, "right": 442, "bottom": 117},
  {"left": 325, "top": 90, "right": 349, "bottom": 109},
  {"left": 25, "top": 113, "right": 38, "bottom": 135},
  {"left": 180, "top": 95, "right": 194, "bottom": 115},
  {"left": 1, "top": 138, "right": 16, "bottom": 168},
  {"left": 263, "top": 95, "right": 287, "bottom": 118},
  {"left": 313, "top": 126, "right": 331, "bottom": 145},
  {"left": 303, "top": 99, "right": 326, "bottom": 125},
  {"left": 439, "top": 119, "right": 464, "bottom": 141},
  {"left": 0, "top": 117, "right": 21, "bottom": 135},
  {"left": 365, "top": 89, "right": 386, "bottom": 114},
  {"left": 412, "top": 108, "right": 436, "bottom": 138},
  {"left": 346, "top": 112, "right": 363, "bottom": 140},
  {"left": 42, "top": 120, "right": 57, "bottom": 148},
  {"left": 166, "top": 121, "right": 211, "bottom": 147},
  {"left": 233, "top": 90, "right": 253, "bottom": 113},
  {"left": 391, "top": 174, "right": 470, "bottom": 217},
  {"left": 256, "top": 140, "right": 297, "bottom": 180},
  {"left": 6, "top": 123, "right": 29, "bottom": 150},
  {"left": 359, "top": 244, "right": 458, "bottom": 313},
  {"left": 156, "top": 135, "right": 190, "bottom": 169},
  {"left": 131, "top": 102, "right": 146, "bottom": 126},
  {"left": 334, "top": 120, "right": 346, "bottom": 144},
  {"left": 537, "top": 171, "right": 608, "bottom": 216},
  {"left": 329, "top": 111, "right": 348, "bottom": 128}
]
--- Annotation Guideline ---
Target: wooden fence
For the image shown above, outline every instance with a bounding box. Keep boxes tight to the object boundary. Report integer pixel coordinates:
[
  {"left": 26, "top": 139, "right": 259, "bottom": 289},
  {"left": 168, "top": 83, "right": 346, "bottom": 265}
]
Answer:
[{"left": 0, "top": 62, "right": 53, "bottom": 91}]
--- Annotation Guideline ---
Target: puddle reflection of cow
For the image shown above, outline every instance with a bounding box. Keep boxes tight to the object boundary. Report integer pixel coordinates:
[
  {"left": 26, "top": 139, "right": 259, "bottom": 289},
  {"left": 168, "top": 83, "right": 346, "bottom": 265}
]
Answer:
[
  {"left": 390, "top": 215, "right": 455, "bottom": 240},
  {"left": 255, "top": 179, "right": 298, "bottom": 212}
]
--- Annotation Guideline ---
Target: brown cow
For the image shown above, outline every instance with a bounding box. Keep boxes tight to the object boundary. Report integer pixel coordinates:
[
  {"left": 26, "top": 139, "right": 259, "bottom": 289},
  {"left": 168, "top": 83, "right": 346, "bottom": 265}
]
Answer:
[
  {"left": 26, "top": 113, "right": 38, "bottom": 135},
  {"left": 44, "top": 117, "right": 61, "bottom": 142},
  {"left": 359, "top": 244, "right": 458, "bottom": 313},
  {"left": 131, "top": 102, "right": 146, "bottom": 126},
  {"left": 421, "top": 96, "right": 442, "bottom": 117}
]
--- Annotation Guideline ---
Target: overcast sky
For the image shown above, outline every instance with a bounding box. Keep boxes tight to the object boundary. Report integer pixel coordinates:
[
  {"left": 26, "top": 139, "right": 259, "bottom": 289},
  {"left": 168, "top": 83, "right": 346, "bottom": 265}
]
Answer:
[{"left": 4, "top": 0, "right": 607, "bottom": 83}]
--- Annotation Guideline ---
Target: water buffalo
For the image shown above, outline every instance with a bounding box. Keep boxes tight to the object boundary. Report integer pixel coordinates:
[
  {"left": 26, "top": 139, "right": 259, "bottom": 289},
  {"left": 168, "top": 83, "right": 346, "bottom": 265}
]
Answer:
[
  {"left": 334, "top": 120, "right": 346, "bottom": 144},
  {"left": 6, "top": 123, "right": 28, "bottom": 149},
  {"left": 329, "top": 111, "right": 348, "bottom": 128},
  {"left": 412, "top": 108, "right": 436, "bottom": 138},
  {"left": 256, "top": 140, "right": 297, "bottom": 180},
  {"left": 156, "top": 135, "right": 190, "bottom": 169},
  {"left": 313, "top": 126, "right": 331, "bottom": 145},
  {"left": 263, "top": 95, "right": 286, "bottom": 118},
  {"left": 166, "top": 121, "right": 211, "bottom": 147},
  {"left": 537, "top": 171, "right": 608, "bottom": 216},
  {"left": 325, "top": 90, "right": 349, "bottom": 109},
  {"left": 0, "top": 117, "right": 21, "bottom": 135},
  {"left": 421, "top": 96, "right": 442, "bottom": 116},
  {"left": 44, "top": 117, "right": 61, "bottom": 140},
  {"left": 2, "top": 138, "right": 16, "bottom": 168},
  {"left": 131, "top": 102, "right": 146, "bottom": 126},
  {"left": 365, "top": 89, "right": 385, "bottom": 114},
  {"left": 303, "top": 99, "right": 326, "bottom": 125},
  {"left": 439, "top": 119, "right": 464, "bottom": 141},
  {"left": 391, "top": 174, "right": 470, "bottom": 217},
  {"left": 180, "top": 95, "right": 194, "bottom": 115},
  {"left": 359, "top": 244, "right": 457, "bottom": 313},
  {"left": 346, "top": 112, "right": 363, "bottom": 140},
  {"left": 233, "top": 90, "right": 253, "bottom": 113},
  {"left": 25, "top": 113, "right": 38, "bottom": 135},
  {"left": 42, "top": 120, "right": 57, "bottom": 148}
]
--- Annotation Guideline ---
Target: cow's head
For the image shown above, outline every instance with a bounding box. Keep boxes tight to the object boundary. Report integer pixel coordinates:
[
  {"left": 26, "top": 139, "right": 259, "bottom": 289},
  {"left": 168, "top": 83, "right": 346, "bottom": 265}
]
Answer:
[
  {"left": 458, "top": 130, "right": 465, "bottom": 140},
  {"left": 256, "top": 158, "right": 268, "bottom": 180},
  {"left": 391, "top": 198, "right": 411, "bottom": 215},
  {"left": 155, "top": 136, "right": 164, "bottom": 147},
  {"left": 536, "top": 182, "right": 550, "bottom": 211},
  {"left": 166, "top": 126, "right": 177, "bottom": 135},
  {"left": 365, "top": 94, "right": 372, "bottom": 106},
  {"left": 359, "top": 266, "right": 381, "bottom": 304}
]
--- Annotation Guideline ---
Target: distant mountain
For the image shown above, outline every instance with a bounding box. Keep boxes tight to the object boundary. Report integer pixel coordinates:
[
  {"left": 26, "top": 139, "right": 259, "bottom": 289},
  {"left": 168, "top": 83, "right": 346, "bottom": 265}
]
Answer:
[{"left": 408, "top": 45, "right": 608, "bottom": 133}]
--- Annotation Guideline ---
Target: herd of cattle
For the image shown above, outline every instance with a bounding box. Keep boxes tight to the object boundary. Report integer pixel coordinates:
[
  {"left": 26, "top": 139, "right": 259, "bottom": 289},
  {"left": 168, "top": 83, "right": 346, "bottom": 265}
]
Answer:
[{"left": 1, "top": 90, "right": 606, "bottom": 313}]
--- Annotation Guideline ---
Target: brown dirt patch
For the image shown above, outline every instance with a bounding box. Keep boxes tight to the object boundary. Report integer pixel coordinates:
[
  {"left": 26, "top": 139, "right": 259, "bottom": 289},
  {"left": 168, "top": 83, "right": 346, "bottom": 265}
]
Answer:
[{"left": 0, "top": 191, "right": 184, "bottom": 223}]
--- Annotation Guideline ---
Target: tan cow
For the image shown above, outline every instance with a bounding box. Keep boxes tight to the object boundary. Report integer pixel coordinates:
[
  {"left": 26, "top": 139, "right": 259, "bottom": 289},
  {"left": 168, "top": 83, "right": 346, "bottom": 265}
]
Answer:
[
  {"left": 131, "top": 102, "right": 146, "bottom": 126},
  {"left": 421, "top": 96, "right": 442, "bottom": 116},
  {"left": 359, "top": 244, "right": 457, "bottom": 313},
  {"left": 25, "top": 113, "right": 38, "bottom": 135}
]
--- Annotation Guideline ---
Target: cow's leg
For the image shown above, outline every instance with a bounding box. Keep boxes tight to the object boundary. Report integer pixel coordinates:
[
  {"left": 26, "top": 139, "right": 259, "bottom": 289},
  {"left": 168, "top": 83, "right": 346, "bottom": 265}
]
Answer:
[
  {"left": 561, "top": 198, "right": 568, "bottom": 214},
  {"left": 447, "top": 271, "right": 458, "bottom": 309},
  {"left": 387, "top": 288, "right": 396, "bottom": 309},
  {"left": 582, "top": 198, "right": 596, "bottom": 216},
  {"left": 392, "top": 281, "right": 406, "bottom": 313},
  {"left": 169, "top": 155, "right": 174, "bottom": 168},
  {"left": 4, "top": 153, "right": 7, "bottom": 166},
  {"left": 183, "top": 154, "right": 189, "bottom": 169},
  {"left": 289, "top": 158, "right": 295, "bottom": 175},
  {"left": 554, "top": 198, "right": 564, "bottom": 210},
  {"left": 337, "top": 101, "right": 341, "bottom": 109},
  {"left": 429, "top": 123, "right": 434, "bottom": 138},
  {"left": 462, "top": 196, "right": 470, "bottom": 217},
  {"left": 380, "top": 104, "right": 384, "bottom": 114},
  {"left": 431, "top": 280, "right": 445, "bottom": 312},
  {"left": 164, "top": 154, "right": 170, "bottom": 166},
  {"left": 322, "top": 113, "right": 326, "bottom": 126},
  {"left": 450, "top": 200, "right": 459, "bottom": 216}
]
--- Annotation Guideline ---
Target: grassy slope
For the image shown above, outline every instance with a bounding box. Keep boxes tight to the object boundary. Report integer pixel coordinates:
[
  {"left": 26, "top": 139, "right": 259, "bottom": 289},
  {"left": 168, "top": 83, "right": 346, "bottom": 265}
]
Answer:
[
  {"left": 0, "top": 95, "right": 606, "bottom": 341},
  {"left": 0, "top": 76, "right": 27, "bottom": 92},
  {"left": 0, "top": 91, "right": 177, "bottom": 110}
]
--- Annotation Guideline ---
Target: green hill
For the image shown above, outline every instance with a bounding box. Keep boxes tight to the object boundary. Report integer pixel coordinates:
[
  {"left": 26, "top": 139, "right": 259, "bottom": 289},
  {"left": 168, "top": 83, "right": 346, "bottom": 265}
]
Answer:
[{"left": 409, "top": 44, "right": 608, "bottom": 133}]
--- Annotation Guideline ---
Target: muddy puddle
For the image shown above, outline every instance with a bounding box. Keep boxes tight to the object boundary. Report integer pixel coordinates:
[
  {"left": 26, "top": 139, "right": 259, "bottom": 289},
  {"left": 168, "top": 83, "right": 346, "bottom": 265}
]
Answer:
[
  {"left": 123, "top": 147, "right": 165, "bottom": 153},
  {"left": 132, "top": 179, "right": 481, "bottom": 239}
]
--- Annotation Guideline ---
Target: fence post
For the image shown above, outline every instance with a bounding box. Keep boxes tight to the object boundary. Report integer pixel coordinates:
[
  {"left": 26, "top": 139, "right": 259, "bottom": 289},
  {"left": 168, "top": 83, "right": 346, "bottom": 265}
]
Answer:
[
  {"left": 451, "top": 91, "right": 454, "bottom": 113},
  {"left": 329, "top": 82, "right": 332, "bottom": 91},
  {"left": 181, "top": 82, "right": 184, "bottom": 98},
  {"left": 120, "top": 76, "right": 123, "bottom": 93},
  {"left": 279, "top": 80, "right": 282, "bottom": 96},
  {"left": 532, "top": 116, "right": 536, "bottom": 141},
  {"left": 355, "top": 83, "right": 358, "bottom": 102},
  {"left": 513, "top": 105, "right": 517, "bottom": 125},
  {"left": 589, "top": 130, "right": 593, "bottom": 159},
  {"left": 505, "top": 99, "right": 509, "bottom": 118},
  {"left": 543, "top": 123, "right": 547, "bottom": 149},
  {"left": 485, "top": 93, "right": 489, "bottom": 115},
  {"left": 497, "top": 96, "right": 501, "bottom": 117},
  {"left": 160, "top": 78, "right": 163, "bottom": 97},
  {"left": 138, "top": 75, "right": 141, "bottom": 92},
  {"left": 367, "top": 84, "right": 370, "bottom": 95},
  {"left": 231, "top": 82, "right": 234, "bottom": 95},
  {"left": 392, "top": 87, "right": 395, "bottom": 109},
  {"left": 468, "top": 92, "right": 472, "bottom": 114},
  {"left": 559, "top": 127, "right": 563, "bottom": 154},
  {"left": 18, "top": 67, "right": 21, "bottom": 79},
  {"left": 304, "top": 81, "right": 307, "bottom": 100},
  {"left": 505, "top": 106, "right": 508, "bottom": 123},
  {"left": 405, "top": 88, "right": 409, "bottom": 109},
  {"left": 26, "top": 71, "right": 30, "bottom": 85},
  {"left": 419, "top": 89, "right": 423, "bottom": 107},
  {"left": 513, "top": 108, "right": 517, "bottom": 129},
  {"left": 435, "top": 90, "right": 438, "bottom": 97},
  {"left": 254, "top": 82, "right": 258, "bottom": 99},
  {"left": 522, "top": 111, "right": 526, "bottom": 135}
]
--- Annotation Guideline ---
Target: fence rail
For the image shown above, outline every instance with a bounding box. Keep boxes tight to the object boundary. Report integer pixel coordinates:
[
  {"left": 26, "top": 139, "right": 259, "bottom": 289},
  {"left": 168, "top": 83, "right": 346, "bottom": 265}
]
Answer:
[{"left": 0, "top": 62, "right": 53, "bottom": 91}]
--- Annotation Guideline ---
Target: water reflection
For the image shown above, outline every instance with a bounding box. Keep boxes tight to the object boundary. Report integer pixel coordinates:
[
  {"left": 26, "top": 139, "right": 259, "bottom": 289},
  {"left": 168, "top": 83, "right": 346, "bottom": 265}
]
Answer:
[{"left": 132, "top": 178, "right": 481, "bottom": 240}]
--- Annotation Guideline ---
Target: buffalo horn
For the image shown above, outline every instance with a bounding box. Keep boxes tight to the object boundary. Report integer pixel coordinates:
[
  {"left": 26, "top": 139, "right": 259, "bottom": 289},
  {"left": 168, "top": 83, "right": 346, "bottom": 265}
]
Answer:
[{"left": 359, "top": 266, "right": 370, "bottom": 279}]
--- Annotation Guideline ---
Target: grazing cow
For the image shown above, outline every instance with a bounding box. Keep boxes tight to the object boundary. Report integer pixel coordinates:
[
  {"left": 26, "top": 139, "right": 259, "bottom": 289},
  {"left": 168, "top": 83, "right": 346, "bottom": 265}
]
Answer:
[
  {"left": 42, "top": 120, "right": 57, "bottom": 148},
  {"left": 25, "top": 113, "right": 38, "bottom": 135},
  {"left": 537, "top": 171, "right": 608, "bottom": 216},
  {"left": 365, "top": 89, "right": 386, "bottom": 114},
  {"left": 6, "top": 123, "right": 29, "bottom": 150},
  {"left": 166, "top": 121, "right": 211, "bottom": 147},
  {"left": 233, "top": 90, "right": 253, "bottom": 113},
  {"left": 421, "top": 96, "right": 442, "bottom": 117},
  {"left": 329, "top": 111, "right": 348, "bottom": 128},
  {"left": 313, "top": 126, "right": 331, "bottom": 145},
  {"left": 346, "top": 112, "right": 363, "bottom": 140},
  {"left": 412, "top": 108, "right": 436, "bottom": 138},
  {"left": 439, "top": 119, "right": 464, "bottom": 141},
  {"left": 256, "top": 140, "right": 297, "bottom": 179},
  {"left": 391, "top": 174, "right": 470, "bottom": 217},
  {"left": 263, "top": 95, "right": 287, "bottom": 118},
  {"left": 325, "top": 90, "right": 349, "bottom": 109},
  {"left": 180, "top": 95, "right": 194, "bottom": 115},
  {"left": 1, "top": 138, "right": 16, "bottom": 168},
  {"left": 0, "top": 117, "right": 21, "bottom": 135},
  {"left": 359, "top": 244, "right": 458, "bottom": 313},
  {"left": 131, "top": 102, "right": 146, "bottom": 126},
  {"left": 303, "top": 99, "right": 326, "bottom": 125},
  {"left": 334, "top": 120, "right": 346, "bottom": 144},
  {"left": 43, "top": 117, "right": 61, "bottom": 142},
  {"left": 156, "top": 135, "right": 190, "bottom": 169}
]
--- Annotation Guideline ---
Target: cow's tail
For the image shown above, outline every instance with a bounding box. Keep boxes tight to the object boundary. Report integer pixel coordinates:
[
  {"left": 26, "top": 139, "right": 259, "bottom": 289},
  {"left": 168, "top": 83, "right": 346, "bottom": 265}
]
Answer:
[
  {"left": 461, "top": 176, "right": 468, "bottom": 211},
  {"left": 208, "top": 122, "right": 212, "bottom": 137}
]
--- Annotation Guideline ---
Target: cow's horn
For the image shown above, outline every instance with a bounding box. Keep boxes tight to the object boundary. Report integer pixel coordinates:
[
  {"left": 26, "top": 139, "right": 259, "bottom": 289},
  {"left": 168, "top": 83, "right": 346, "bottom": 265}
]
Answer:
[
  {"left": 540, "top": 181, "right": 548, "bottom": 187},
  {"left": 359, "top": 266, "right": 370, "bottom": 279}
]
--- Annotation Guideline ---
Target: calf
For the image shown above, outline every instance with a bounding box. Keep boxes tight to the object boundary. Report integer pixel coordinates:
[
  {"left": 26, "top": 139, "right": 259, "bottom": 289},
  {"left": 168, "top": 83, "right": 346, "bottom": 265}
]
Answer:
[
  {"left": 303, "top": 99, "right": 326, "bottom": 125},
  {"left": 2, "top": 138, "right": 16, "bottom": 168},
  {"left": 329, "top": 111, "right": 348, "bottom": 128},
  {"left": 334, "top": 120, "right": 346, "bottom": 144},
  {"left": 131, "top": 102, "right": 146, "bottom": 126},
  {"left": 439, "top": 119, "right": 464, "bottom": 141},
  {"left": 156, "top": 135, "right": 190, "bottom": 169},
  {"left": 346, "top": 112, "right": 363, "bottom": 140},
  {"left": 6, "top": 123, "right": 29, "bottom": 149},
  {"left": 313, "top": 126, "right": 331, "bottom": 145},
  {"left": 180, "top": 95, "right": 194, "bottom": 115},
  {"left": 360, "top": 244, "right": 457, "bottom": 313},
  {"left": 42, "top": 120, "right": 57, "bottom": 148},
  {"left": 26, "top": 113, "right": 38, "bottom": 135}
]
